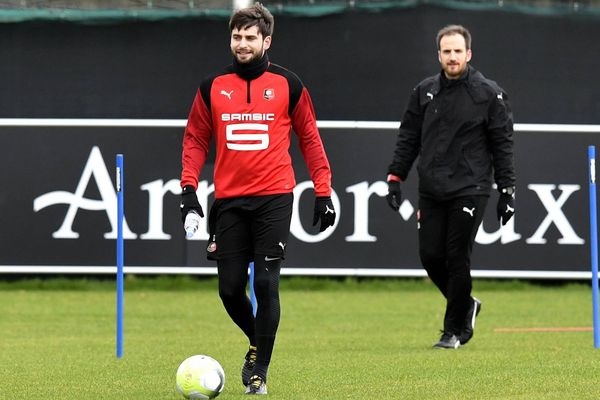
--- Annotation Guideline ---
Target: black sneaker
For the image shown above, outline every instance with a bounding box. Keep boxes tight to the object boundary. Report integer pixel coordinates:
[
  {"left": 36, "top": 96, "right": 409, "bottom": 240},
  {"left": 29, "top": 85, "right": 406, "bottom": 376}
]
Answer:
[
  {"left": 241, "top": 346, "right": 257, "bottom": 386},
  {"left": 433, "top": 331, "right": 461, "bottom": 349},
  {"left": 245, "top": 375, "right": 268, "bottom": 395},
  {"left": 460, "top": 297, "right": 482, "bottom": 345}
]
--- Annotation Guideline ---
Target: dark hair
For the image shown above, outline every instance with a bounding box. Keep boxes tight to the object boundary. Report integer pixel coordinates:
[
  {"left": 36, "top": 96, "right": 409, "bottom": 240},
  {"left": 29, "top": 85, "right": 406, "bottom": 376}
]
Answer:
[
  {"left": 436, "top": 25, "right": 472, "bottom": 50},
  {"left": 229, "top": 2, "right": 274, "bottom": 38}
]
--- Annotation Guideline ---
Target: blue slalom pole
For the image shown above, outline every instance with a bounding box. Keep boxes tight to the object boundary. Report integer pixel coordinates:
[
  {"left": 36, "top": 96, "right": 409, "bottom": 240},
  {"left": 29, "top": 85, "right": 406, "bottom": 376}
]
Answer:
[
  {"left": 249, "top": 262, "right": 257, "bottom": 317},
  {"left": 588, "top": 146, "right": 600, "bottom": 348},
  {"left": 116, "top": 154, "right": 124, "bottom": 358}
]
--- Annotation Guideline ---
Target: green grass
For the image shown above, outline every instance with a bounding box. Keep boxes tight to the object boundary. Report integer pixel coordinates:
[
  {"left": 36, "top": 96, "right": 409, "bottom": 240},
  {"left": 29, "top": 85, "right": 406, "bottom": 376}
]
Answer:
[{"left": 1, "top": 277, "right": 599, "bottom": 399}]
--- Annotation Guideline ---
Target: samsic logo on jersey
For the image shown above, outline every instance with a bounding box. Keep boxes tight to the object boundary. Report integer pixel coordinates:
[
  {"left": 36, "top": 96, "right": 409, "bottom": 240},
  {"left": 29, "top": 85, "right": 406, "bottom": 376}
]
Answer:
[{"left": 221, "top": 113, "right": 275, "bottom": 122}]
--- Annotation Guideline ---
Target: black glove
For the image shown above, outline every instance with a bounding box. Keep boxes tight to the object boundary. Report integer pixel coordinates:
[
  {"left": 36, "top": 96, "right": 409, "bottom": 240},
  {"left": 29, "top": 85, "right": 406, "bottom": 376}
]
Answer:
[
  {"left": 180, "top": 185, "right": 204, "bottom": 223},
  {"left": 386, "top": 181, "right": 402, "bottom": 211},
  {"left": 497, "top": 191, "right": 515, "bottom": 226},
  {"left": 313, "top": 196, "right": 336, "bottom": 232}
]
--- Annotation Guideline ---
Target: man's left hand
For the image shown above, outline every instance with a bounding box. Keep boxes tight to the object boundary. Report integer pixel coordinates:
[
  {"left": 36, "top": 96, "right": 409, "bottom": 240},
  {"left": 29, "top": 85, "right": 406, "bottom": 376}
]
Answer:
[
  {"left": 497, "top": 192, "right": 515, "bottom": 226},
  {"left": 313, "top": 196, "right": 336, "bottom": 232}
]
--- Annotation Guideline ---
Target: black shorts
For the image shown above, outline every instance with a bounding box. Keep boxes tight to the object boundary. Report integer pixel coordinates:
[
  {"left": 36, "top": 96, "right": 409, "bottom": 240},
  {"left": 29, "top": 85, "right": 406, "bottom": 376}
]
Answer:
[{"left": 206, "top": 193, "right": 293, "bottom": 261}]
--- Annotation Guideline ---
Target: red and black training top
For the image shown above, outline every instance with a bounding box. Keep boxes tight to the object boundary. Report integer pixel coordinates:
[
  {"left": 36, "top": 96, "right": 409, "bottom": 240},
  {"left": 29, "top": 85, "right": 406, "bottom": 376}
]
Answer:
[{"left": 181, "top": 54, "right": 332, "bottom": 199}]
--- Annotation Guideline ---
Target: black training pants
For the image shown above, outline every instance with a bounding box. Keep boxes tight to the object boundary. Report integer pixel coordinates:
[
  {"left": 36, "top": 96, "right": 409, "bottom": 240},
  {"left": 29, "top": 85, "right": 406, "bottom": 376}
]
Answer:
[
  {"left": 213, "top": 194, "right": 293, "bottom": 381},
  {"left": 418, "top": 195, "right": 488, "bottom": 335}
]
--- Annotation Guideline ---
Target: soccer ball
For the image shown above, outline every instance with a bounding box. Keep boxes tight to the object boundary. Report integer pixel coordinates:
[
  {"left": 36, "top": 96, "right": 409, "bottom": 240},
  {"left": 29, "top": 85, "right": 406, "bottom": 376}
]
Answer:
[{"left": 176, "top": 355, "right": 225, "bottom": 399}]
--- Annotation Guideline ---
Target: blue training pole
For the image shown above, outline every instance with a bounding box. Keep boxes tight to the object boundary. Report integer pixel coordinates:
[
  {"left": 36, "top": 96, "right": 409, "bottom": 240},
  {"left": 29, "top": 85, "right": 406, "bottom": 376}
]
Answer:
[
  {"left": 116, "top": 154, "right": 124, "bottom": 358},
  {"left": 588, "top": 146, "right": 600, "bottom": 348},
  {"left": 249, "top": 262, "right": 257, "bottom": 317}
]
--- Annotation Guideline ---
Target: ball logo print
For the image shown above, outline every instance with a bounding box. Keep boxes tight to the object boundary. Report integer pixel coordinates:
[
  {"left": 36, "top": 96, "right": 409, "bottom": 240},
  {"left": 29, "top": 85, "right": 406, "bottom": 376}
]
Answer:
[{"left": 176, "top": 355, "right": 225, "bottom": 399}]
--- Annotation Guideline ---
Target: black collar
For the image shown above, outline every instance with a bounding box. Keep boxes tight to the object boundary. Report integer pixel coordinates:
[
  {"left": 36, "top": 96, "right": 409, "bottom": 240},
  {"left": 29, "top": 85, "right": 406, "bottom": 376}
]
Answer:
[
  {"left": 440, "top": 64, "right": 471, "bottom": 87},
  {"left": 232, "top": 53, "right": 269, "bottom": 81}
]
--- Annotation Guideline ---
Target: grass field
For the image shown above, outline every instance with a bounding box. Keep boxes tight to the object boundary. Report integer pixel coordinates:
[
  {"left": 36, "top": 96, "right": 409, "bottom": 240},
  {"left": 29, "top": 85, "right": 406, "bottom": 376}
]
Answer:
[{"left": 1, "top": 276, "right": 599, "bottom": 399}]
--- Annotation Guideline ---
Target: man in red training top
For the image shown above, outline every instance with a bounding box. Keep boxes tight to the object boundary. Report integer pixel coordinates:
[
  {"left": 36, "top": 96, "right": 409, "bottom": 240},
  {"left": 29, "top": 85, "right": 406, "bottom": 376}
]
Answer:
[{"left": 179, "top": 2, "right": 335, "bottom": 395}]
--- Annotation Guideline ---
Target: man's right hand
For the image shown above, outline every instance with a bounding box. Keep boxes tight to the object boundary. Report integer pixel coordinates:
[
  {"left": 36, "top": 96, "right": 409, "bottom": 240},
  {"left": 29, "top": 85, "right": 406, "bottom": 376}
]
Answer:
[
  {"left": 180, "top": 185, "right": 204, "bottom": 223},
  {"left": 386, "top": 181, "right": 402, "bottom": 211}
]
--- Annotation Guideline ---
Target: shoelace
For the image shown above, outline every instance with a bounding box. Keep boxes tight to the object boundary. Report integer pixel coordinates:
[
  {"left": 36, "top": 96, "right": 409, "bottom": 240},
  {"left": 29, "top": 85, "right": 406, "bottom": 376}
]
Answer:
[{"left": 249, "top": 375, "right": 263, "bottom": 390}]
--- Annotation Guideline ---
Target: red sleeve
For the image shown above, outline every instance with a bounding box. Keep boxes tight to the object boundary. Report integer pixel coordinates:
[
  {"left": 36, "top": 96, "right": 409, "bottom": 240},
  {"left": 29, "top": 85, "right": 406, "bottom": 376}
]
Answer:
[
  {"left": 291, "top": 88, "right": 332, "bottom": 197},
  {"left": 180, "top": 89, "right": 212, "bottom": 190}
]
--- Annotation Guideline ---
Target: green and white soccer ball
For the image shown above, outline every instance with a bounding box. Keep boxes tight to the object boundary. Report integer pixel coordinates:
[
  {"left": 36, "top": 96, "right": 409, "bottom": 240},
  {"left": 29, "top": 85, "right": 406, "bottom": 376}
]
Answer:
[{"left": 176, "top": 355, "right": 225, "bottom": 399}]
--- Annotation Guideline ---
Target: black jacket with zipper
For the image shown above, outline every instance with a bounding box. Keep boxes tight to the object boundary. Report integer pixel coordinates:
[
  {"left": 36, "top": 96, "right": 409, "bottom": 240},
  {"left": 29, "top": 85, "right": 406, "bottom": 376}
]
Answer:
[{"left": 388, "top": 65, "right": 515, "bottom": 200}]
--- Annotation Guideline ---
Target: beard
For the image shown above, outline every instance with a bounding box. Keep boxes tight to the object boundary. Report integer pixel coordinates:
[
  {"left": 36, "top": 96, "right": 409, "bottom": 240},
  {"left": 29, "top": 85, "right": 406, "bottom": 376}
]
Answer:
[
  {"left": 232, "top": 46, "right": 264, "bottom": 64},
  {"left": 442, "top": 62, "right": 467, "bottom": 79}
]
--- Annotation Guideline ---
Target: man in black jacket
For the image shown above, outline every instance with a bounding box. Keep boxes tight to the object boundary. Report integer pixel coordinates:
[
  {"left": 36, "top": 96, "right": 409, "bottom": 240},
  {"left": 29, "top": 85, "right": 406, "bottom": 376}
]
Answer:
[{"left": 386, "top": 25, "right": 515, "bottom": 349}]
